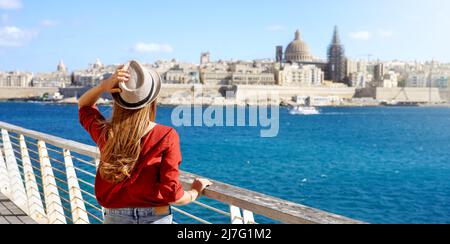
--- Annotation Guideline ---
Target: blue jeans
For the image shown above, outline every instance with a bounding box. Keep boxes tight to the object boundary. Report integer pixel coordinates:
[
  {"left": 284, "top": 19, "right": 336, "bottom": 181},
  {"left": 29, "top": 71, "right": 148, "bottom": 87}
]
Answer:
[{"left": 103, "top": 207, "right": 173, "bottom": 224}]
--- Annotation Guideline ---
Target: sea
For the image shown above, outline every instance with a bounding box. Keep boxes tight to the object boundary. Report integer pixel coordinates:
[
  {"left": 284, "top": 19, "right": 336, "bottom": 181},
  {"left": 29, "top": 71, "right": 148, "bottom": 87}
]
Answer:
[{"left": 0, "top": 102, "right": 449, "bottom": 224}]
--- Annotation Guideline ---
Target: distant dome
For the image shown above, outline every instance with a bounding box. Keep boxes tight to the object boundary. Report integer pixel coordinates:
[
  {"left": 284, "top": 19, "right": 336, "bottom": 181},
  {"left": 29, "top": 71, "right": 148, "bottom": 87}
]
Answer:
[
  {"left": 57, "top": 60, "right": 67, "bottom": 73},
  {"left": 285, "top": 30, "right": 313, "bottom": 63},
  {"left": 93, "top": 58, "right": 104, "bottom": 69}
]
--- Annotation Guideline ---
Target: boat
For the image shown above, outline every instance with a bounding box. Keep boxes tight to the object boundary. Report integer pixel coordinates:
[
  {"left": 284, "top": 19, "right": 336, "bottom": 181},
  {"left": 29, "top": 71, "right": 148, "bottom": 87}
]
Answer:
[
  {"left": 381, "top": 101, "right": 420, "bottom": 107},
  {"left": 289, "top": 106, "right": 320, "bottom": 115},
  {"left": 289, "top": 96, "right": 320, "bottom": 115},
  {"left": 42, "top": 92, "right": 65, "bottom": 102}
]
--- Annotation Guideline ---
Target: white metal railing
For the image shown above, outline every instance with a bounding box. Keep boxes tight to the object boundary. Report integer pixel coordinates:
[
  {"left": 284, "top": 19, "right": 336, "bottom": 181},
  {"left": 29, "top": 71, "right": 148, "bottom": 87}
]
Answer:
[{"left": 0, "top": 121, "right": 363, "bottom": 224}]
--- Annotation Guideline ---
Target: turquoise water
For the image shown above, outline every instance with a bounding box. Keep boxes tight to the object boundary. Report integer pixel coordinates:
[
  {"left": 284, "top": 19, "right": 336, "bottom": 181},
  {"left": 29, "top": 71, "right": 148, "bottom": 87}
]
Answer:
[{"left": 1, "top": 102, "right": 450, "bottom": 224}]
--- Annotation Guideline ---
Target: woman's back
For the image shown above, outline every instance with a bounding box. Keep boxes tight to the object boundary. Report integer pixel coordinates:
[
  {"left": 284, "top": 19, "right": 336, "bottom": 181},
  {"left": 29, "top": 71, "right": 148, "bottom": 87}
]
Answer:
[{"left": 79, "top": 105, "right": 184, "bottom": 208}]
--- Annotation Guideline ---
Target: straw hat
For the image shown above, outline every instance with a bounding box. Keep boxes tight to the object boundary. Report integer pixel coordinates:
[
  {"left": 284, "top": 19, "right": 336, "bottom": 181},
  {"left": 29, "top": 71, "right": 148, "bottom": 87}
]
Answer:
[{"left": 112, "top": 60, "right": 161, "bottom": 110}]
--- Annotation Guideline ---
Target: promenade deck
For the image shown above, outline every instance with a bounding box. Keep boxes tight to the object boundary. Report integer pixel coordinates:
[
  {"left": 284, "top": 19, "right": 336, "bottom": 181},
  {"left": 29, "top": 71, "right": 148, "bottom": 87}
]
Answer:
[{"left": 0, "top": 193, "right": 36, "bottom": 224}]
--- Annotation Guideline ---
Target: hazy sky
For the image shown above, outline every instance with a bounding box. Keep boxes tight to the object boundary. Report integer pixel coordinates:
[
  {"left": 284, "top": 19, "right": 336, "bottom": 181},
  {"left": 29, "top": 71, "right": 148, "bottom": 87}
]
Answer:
[{"left": 1, "top": 0, "right": 449, "bottom": 72}]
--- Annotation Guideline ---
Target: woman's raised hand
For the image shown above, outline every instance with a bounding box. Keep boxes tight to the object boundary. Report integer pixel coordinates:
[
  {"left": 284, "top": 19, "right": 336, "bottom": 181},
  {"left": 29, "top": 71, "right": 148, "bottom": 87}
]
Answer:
[{"left": 101, "top": 66, "right": 130, "bottom": 93}]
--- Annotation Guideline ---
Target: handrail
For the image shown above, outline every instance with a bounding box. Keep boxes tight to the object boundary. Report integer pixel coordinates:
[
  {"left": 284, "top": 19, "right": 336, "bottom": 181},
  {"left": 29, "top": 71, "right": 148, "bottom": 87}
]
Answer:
[
  {"left": 179, "top": 172, "right": 360, "bottom": 224},
  {"left": 0, "top": 121, "right": 364, "bottom": 224},
  {"left": 0, "top": 122, "right": 99, "bottom": 158}
]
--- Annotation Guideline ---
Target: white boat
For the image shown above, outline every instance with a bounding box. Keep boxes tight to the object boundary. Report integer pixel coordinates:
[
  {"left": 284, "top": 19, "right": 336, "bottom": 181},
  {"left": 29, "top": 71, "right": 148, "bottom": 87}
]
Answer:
[
  {"left": 43, "top": 92, "right": 64, "bottom": 102},
  {"left": 289, "top": 106, "right": 320, "bottom": 115}
]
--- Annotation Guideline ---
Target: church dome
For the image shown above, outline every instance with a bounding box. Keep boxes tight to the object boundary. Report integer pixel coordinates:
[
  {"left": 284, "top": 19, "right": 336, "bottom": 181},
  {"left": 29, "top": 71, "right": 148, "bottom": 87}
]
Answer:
[
  {"left": 285, "top": 30, "right": 313, "bottom": 63},
  {"left": 57, "top": 60, "right": 67, "bottom": 73},
  {"left": 93, "top": 58, "right": 104, "bottom": 69}
]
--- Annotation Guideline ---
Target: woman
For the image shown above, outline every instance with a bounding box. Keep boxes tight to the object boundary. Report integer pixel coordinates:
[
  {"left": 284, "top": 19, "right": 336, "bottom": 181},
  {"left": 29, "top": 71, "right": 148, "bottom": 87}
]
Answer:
[{"left": 78, "top": 60, "right": 212, "bottom": 224}]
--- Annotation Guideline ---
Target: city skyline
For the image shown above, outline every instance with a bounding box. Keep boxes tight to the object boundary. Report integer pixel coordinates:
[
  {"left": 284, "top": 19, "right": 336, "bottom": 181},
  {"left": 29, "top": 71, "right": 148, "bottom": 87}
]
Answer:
[{"left": 1, "top": 0, "right": 450, "bottom": 72}]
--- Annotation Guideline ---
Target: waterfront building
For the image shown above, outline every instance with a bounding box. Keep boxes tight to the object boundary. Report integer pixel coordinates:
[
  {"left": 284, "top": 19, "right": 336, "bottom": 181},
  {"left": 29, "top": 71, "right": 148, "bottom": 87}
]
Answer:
[
  {"left": 164, "top": 65, "right": 200, "bottom": 84},
  {"left": 380, "top": 71, "right": 399, "bottom": 88},
  {"left": 406, "top": 73, "right": 427, "bottom": 87},
  {"left": 202, "top": 59, "right": 230, "bottom": 70},
  {"left": 72, "top": 58, "right": 116, "bottom": 87},
  {"left": 32, "top": 60, "right": 71, "bottom": 88},
  {"left": 151, "top": 59, "right": 201, "bottom": 84},
  {"left": 275, "top": 63, "right": 324, "bottom": 87},
  {"left": 406, "top": 72, "right": 449, "bottom": 88},
  {"left": 276, "top": 46, "right": 283, "bottom": 63},
  {"left": 229, "top": 61, "right": 264, "bottom": 73},
  {"left": 0, "top": 71, "right": 33, "bottom": 87},
  {"left": 229, "top": 61, "right": 276, "bottom": 85},
  {"left": 431, "top": 74, "right": 449, "bottom": 88},
  {"left": 199, "top": 58, "right": 232, "bottom": 85},
  {"left": 348, "top": 72, "right": 368, "bottom": 88},
  {"left": 346, "top": 59, "right": 370, "bottom": 88},
  {"left": 326, "top": 26, "right": 348, "bottom": 84},
  {"left": 357, "top": 60, "right": 368, "bottom": 74},
  {"left": 374, "top": 63, "right": 385, "bottom": 83},
  {"left": 346, "top": 59, "right": 368, "bottom": 76},
  {"left": 346, "top": 59, "right": 358, "bottom": 77},
  {"left": 198, "top": 59, "right": 277, "bottom": 86},
  {"left": 72, "top": 72, "right": 107, "bottom": 87},
  {"left": 32, "top": 72, "right": 71, "bottom": 88},
  {"left": 152, "top": 59, "right": 178, "bottom": 75},
  {"left": 231, "top": 73, "right": 275, "bottom": 85},
  {"left": 382, "top": 59, "right": 450, "bottom": 88},
  {"left": 200, "top": 70, "right": 232, "bottom": 85},
  {"left": 252, "top": 59, "right": 277, "bottom": 71},
  {"left": 200, "top": 52, "right": 211, "bottom": 65}
]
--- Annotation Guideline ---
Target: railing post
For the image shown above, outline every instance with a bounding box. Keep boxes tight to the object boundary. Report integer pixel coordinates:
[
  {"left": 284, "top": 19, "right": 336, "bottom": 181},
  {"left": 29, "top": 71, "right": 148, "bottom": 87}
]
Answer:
[
  {"left": 95, "top": 158, "right": 100, "bottom": 168},
  {"left": 38, "top": 140, "right": 67, "bottom": 224},
  {"left": 1, "top": 129, "right": 29, "bottom": 214},
  {"left": 242, "top": 209, "right": 255, "bottom": 224},
  {"left": 230, "top": 206, "right": 255, "bottom": 224},
  {"left": 64, "top": 149, "right": 90, "bottom": 224},
  {"left": 19, "top": 135, "right": 48, "bottom": 224},
  {"left": 95, "top": 158, "right": 105, "bottom": 221},
  {"left": 0, "top": 149, "right": 10, "bottom": 197},
  {"left": 230, "top": 205, "right": 244, "bottom": 224}
]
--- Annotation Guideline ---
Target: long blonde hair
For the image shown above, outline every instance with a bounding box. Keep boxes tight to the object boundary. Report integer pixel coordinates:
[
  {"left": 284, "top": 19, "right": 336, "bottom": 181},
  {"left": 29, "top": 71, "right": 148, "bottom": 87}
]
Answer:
[{"left": 99, "top": 101, "right": 157, "bottom": 183}]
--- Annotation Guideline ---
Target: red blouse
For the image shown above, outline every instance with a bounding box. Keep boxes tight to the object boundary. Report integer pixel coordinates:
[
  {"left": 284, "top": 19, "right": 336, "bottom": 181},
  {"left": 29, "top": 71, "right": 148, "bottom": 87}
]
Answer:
[{"left": 79, "top": 106, "right": 184, "bottom": 208}]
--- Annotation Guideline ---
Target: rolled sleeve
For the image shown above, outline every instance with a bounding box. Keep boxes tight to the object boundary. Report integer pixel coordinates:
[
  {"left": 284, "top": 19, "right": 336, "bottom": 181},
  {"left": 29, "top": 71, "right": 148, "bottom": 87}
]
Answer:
[
  {"left": 78, "top": 105, "right": 106, "bottom": 145},
  {"left": 158, "top": 129, "right": 184, "bottom": 203}
]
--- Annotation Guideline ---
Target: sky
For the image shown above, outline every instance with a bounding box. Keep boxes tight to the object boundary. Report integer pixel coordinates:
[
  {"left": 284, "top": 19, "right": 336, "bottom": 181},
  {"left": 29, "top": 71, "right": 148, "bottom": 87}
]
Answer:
[{"left": 0, "top": 0, "right": 450, "bottom": 72}]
